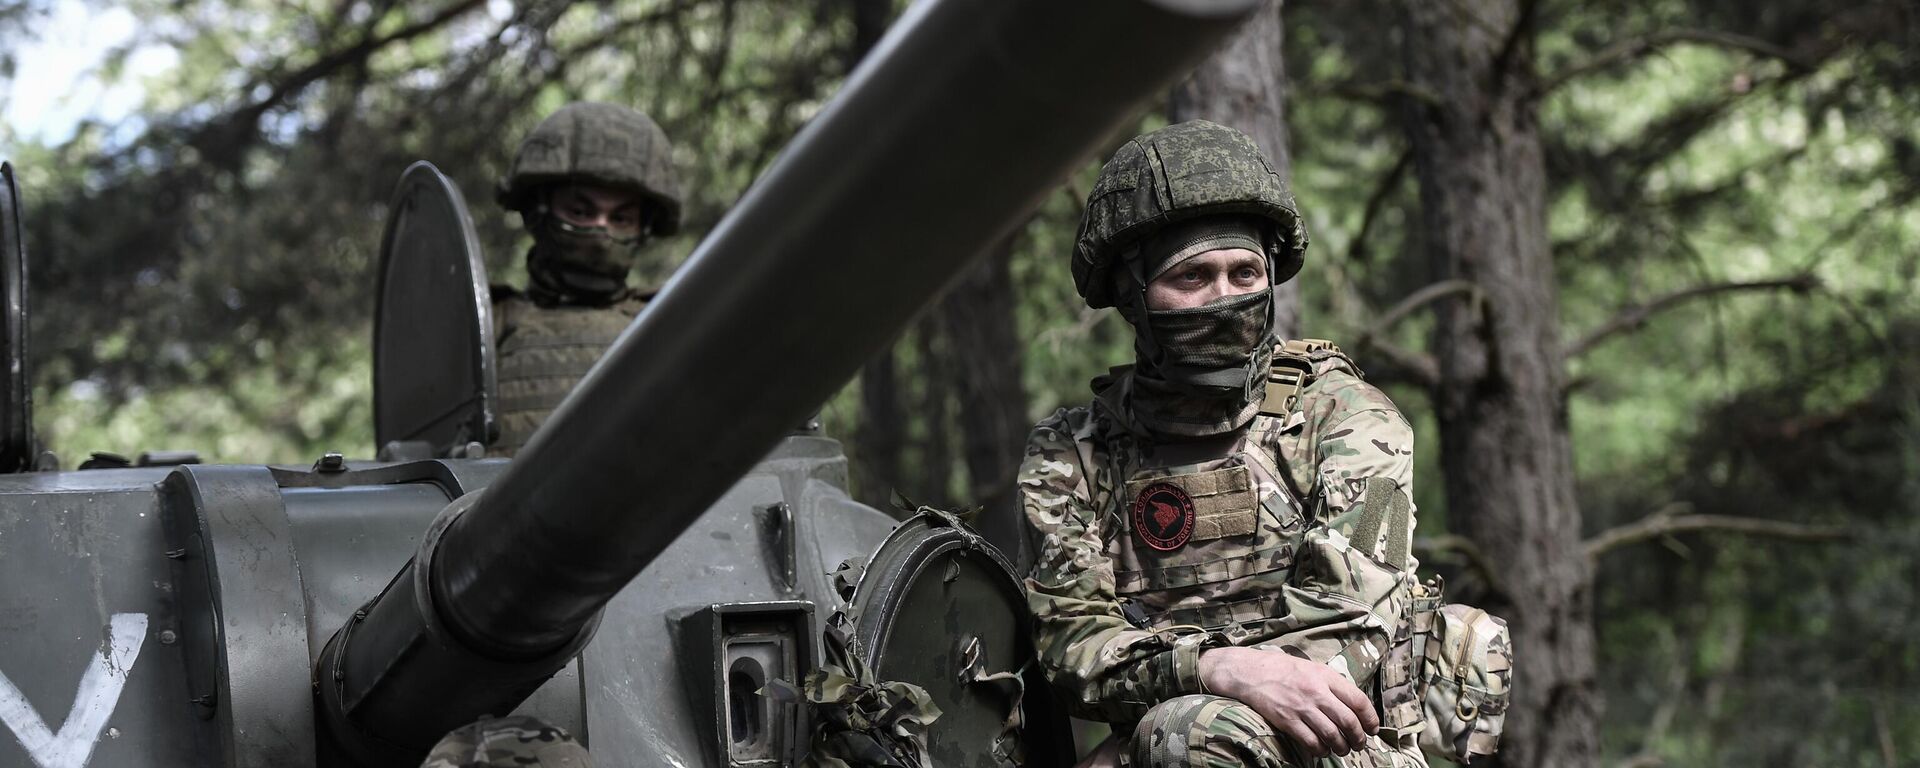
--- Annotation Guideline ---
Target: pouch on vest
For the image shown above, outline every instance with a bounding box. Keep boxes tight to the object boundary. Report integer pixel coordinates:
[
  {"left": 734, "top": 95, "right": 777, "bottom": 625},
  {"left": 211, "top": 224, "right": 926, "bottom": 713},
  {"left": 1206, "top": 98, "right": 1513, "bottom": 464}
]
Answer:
[
  {"left": 1260, "top": 526, "right": 1410, "bottom": 691},
  {"left": 1415, "top": 598, "right": 1512, "bottom": 764},
  {"left": 1374, "top": 578, "right": 1438, "bottom": 741}
]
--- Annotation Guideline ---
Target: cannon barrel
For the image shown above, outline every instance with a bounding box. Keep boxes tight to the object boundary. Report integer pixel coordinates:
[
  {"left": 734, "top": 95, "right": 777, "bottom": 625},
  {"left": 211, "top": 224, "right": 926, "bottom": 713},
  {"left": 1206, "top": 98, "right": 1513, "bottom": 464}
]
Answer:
[{"left": 317, "top": 0, "right": 1260, "bottom": 761}]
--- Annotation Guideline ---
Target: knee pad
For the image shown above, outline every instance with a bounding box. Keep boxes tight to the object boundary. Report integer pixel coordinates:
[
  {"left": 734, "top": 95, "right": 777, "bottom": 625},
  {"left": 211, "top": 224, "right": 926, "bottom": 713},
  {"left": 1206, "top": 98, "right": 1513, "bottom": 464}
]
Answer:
[{"left": 1129, "top": 695, "right": 1284, "bottom": 768}]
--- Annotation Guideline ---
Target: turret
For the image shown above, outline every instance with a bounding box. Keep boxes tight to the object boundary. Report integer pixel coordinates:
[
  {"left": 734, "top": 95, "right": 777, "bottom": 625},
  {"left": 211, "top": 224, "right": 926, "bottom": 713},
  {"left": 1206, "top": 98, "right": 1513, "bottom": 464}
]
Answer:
[
  {"left": 0, "top": 1, "right": 1259, "bottom": 766},
  {"left": 315, "top": 0, "right": 1260, "bottom": 760}
]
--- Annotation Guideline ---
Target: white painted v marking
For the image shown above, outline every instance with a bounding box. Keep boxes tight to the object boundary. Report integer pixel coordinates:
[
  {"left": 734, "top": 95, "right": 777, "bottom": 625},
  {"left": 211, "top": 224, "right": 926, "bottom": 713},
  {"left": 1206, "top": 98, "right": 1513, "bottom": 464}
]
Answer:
[{"left": 0, "top": 613, "right": 148, "bottom": 768}]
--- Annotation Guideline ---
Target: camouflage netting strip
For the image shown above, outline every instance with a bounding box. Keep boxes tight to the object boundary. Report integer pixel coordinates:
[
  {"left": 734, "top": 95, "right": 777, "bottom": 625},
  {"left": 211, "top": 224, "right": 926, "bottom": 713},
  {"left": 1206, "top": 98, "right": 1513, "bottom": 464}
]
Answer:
[
  {"left": 787, "top": 626, "right": 944, "bottom": 768},
  {"left": 958, "top": 635, "right": 1030, "bottom": 766}
]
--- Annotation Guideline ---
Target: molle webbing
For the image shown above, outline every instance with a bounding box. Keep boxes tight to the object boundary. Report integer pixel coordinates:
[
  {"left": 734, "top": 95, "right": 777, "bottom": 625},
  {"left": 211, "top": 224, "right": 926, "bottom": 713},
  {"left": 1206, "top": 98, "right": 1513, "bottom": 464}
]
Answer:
[
  {"left": 1122, "top": 466, "right": 1257, "bottom": 542},
  {"left": 492, "top": 298, "right": 643, "bottom": 456},
  {"left": 1112, "top": 541, "right": 1294, "bottom": 594},
  {"left": 1149, "top": 592, "right": 1284, "bottom": 631}
]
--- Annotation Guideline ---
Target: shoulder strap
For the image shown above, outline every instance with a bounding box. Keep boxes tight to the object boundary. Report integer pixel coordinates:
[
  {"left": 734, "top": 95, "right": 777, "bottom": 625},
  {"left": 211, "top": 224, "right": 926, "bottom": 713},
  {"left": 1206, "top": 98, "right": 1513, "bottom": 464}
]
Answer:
[
  {"left": 1239, "top": 440, "right": 1309, "bottom": 511},
  {"left": 1254, "top": 339, "right": 1367, "bottom": 509},
  {"left": 1258, "top": 338, "right": 1343, "bottom": 418}
]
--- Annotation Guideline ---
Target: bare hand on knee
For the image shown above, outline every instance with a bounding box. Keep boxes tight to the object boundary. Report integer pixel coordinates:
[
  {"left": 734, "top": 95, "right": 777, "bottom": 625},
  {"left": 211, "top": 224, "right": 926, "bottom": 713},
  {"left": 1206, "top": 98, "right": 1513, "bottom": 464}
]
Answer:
[{"left": 1198, "top": 647, "right": 1378, "bottom": 757}]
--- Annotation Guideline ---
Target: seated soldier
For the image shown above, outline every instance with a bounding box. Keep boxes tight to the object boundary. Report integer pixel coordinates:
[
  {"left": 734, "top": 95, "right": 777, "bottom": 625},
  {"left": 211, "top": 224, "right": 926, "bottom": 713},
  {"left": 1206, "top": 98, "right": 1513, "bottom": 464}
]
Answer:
[
  {"left": 490, "top": 102, "right": 682, "bottom": 456},
  {"left": 421, "top": 716, "right": 591, "bottom": 768},
  {"left": 1021, "top": 121, "right": 1425, "bottom": 767}
]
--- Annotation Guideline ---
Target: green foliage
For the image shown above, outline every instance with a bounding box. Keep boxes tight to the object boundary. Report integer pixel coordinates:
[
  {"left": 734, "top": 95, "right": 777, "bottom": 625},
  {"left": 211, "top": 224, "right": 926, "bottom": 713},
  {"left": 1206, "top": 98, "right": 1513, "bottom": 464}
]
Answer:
[
  {"left": 7, "top": 0, "right": 868, "bottom": 462},
  {"left": 38, "top": 337, "right": 372, "bottom": 464},
  {"left": 1, "top": 0, "right": 1916, "bottom": 762}
]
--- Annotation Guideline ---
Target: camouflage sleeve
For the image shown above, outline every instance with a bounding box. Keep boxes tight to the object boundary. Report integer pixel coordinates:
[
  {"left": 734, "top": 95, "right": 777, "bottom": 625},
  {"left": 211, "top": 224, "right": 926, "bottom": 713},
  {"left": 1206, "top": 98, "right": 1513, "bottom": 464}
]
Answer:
[
  {"left": 421, "top": 715, "right": 592, "bottom": 768},
  {"left": 1019, "top": 413, "right": 1209, "bottom": 723},
  {"left": 1309, "top": 378, "right": 1419, "bottom": 573},
  {"left": 1261, "top": 379, "right": 1421, "bottom": 690}
]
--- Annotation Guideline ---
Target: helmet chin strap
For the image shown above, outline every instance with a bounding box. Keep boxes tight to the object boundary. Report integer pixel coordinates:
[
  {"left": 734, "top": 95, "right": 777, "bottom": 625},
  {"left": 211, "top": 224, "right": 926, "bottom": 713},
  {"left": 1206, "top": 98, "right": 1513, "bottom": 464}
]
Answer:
[{"left": 1119, "top": 252, "right": 1166, "bottom": 367}]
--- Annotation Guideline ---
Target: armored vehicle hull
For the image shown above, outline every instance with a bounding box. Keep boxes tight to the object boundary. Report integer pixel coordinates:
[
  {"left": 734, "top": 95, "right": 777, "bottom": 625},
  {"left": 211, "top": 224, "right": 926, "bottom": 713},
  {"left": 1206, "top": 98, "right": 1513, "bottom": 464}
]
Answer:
[
  {"left": 0, "top": 438, "right": 894, "bottom": 767},
  {"left": 0, "top": 0, "right": 1263, "bottom": 764}
]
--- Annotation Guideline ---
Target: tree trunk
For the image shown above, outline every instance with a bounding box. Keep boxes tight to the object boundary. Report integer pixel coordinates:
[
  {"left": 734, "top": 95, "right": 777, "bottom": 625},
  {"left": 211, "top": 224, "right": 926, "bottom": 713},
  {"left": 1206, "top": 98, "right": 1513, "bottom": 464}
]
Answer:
[
  {"left": 1167, "top": 0, "right": 1300, "bottom": 338},
  {"left": 915, "top": 317, "right": 954, "bottom": 505},
  {"left": 850, "top": 0, "right": 902, "bottom": 509},
  {"left": 855, "top": 348, "right": 906, "bottom": 507},
  {"left": 1400, "top": 1, "right": 1598, "bottom": 766},
  {"left": 936, "top": 235, "right": 1029, "bottom": 561}
]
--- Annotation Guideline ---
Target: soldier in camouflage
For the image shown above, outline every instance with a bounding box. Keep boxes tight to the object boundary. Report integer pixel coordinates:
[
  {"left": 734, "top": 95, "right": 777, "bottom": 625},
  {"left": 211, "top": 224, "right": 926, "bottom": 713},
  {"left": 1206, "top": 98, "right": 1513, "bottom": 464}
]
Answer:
[
  {"left": 420, "top": 716, "right": 593, "bottom": 768},
  {"left": 489, "top": 101, "right": 683, "bottom": 456},
  {"left": 412, "top": 101, "right": 681, "bottom": 765},
  {"left": 1020, "top": 120, "right": 1427, "bottom": 768}
]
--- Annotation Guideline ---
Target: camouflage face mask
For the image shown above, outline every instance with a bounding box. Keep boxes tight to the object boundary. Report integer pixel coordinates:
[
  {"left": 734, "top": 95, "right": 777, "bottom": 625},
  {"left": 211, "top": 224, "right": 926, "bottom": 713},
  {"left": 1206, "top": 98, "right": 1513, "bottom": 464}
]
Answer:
[
  {"left": 1126, "top": 290, "right": 1275, "bottom": 436},
  {"left": 528, "top": 217, "right": 644, "bottom": 303}
]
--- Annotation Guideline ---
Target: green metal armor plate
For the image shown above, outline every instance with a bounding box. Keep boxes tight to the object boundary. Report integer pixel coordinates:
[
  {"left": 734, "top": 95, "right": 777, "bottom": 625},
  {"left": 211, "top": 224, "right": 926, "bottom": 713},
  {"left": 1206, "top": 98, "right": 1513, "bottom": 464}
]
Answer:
[
  {"left": 845, "top": 513, "right": 1073, "bottom": 768},
  {"left": 372, "top": 161, "right": 498, "bottom": 458},
  {"left": 0, "top": 163, "right": 31, "bottom": 473}
]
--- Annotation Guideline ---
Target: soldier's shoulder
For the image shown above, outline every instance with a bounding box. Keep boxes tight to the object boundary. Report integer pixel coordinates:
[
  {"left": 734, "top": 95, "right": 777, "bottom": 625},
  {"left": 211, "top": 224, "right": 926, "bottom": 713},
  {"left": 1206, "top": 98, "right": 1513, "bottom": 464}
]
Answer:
[
  {"left": 1281, "top": 339, "right": 1403, "bottom": 421},
  {"left": 1029, "top": 404, "right": 1097, "bottom": 444},
  {"left": 1020, "top": 406, "right": 1097, "bottom": 509}
]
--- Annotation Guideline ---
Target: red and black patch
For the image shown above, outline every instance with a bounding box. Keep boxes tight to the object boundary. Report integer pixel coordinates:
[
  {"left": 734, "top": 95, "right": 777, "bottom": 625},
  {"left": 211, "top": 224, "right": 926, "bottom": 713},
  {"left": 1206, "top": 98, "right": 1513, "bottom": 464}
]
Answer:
[{"left": 1132, "top": 482, "right": 1196, "bottom": 551}]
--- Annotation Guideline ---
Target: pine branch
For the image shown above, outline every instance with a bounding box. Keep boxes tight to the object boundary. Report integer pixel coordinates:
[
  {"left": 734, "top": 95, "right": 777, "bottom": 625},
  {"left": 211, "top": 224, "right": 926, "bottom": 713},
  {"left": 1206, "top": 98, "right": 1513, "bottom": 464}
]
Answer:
[
  {"left": 1344, "top": 148, "right": 1412, "bottom": 266},
  {"left": 1489, "top": 0, "right": 1541, "bottom": 94},
  {"left": 1535, "top": 28, "right": 1815, "bottom": 98},
  {"left": 1414, "top": 533, "right": 1508, "bottom": 602},
  {"left": 1312, "top": 79, "right": 1446, "bottom": 109},
  {"left": 1585, "top": 505, "right": 1850, "bottom": 561},
  {"left": 194, "top": 0, "right": 486, "bottom": 164},
  {"left": 1563, "top": 275, "right": 1819, "bottom": 361},
  {"left": 1362, "top": 340, "right": 1440, "bottom": 390},
  {"left": 1353, "top": 279, "right": 1479, "bottom": 351}
]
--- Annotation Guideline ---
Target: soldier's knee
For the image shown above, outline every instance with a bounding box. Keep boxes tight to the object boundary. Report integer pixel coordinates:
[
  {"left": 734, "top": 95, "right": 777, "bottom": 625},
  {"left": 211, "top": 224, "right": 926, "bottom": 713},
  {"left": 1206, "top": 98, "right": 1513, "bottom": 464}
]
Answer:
[
  {"left": 421, "top": 715, "right": 592, "bottom": 768},
  {"left": 1128, "top": 694, "right": 1292, "bottom": 768}
]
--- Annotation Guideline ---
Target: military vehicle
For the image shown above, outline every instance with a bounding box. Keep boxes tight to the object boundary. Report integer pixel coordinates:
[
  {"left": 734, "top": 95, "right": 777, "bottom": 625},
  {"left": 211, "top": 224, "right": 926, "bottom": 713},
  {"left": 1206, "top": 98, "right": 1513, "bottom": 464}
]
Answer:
[{"left": 0, "top": 0, "right": 1260, "bottom": 765}]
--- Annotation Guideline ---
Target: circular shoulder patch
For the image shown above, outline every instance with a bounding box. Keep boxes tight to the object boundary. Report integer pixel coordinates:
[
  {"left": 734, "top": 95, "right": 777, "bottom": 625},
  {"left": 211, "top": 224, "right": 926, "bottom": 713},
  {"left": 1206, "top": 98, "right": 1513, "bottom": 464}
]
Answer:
[{"left": 1132, "top": 482, "right": 1196, "bottom": 551}]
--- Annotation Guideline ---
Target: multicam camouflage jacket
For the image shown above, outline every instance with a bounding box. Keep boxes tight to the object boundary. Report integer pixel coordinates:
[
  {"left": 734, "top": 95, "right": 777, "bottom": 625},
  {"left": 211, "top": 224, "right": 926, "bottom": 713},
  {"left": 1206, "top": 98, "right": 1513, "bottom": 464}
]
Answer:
[
  {"left": 420, "top": 715, "right": 592, "bottom": 768},
  {"left": 1019, "top": 341, "right": 1423, "bottom": 729}
]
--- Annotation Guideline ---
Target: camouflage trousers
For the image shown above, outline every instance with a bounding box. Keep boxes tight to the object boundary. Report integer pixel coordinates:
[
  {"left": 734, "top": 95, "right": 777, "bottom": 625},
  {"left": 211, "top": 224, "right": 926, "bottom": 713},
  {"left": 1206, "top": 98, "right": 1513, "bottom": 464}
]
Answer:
[
  {"left": 1124, "top": 695, "right": 1426, "bottom": 768},
  {"left": 420, "top": 715, "right": 593, "bottom": 768}
]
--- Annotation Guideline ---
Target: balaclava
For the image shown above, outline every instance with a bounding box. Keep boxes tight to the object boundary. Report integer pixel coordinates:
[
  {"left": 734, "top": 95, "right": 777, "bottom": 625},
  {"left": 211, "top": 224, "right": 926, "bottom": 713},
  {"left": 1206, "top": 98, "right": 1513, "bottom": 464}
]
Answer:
[
  {"left": 524, "top": 199, "right": 646, "bottom": 306},
  {"left": 1114, "top": 216, "right": 1277, "bottom": 437}
]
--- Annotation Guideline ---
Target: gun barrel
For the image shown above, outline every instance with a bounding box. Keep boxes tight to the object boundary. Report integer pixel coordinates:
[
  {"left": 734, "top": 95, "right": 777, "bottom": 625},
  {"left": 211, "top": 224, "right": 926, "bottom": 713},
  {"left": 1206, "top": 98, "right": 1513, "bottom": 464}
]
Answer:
[{"left": 319, "top": 0, "right": 1259, "bottom": 760}]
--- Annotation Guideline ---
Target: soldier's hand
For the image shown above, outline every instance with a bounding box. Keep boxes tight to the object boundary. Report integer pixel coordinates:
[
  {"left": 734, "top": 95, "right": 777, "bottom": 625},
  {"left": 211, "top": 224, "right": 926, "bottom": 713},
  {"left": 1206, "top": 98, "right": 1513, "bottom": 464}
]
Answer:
[{"left": 1198, "top": 646, "right": 1378, "bottom": 757}]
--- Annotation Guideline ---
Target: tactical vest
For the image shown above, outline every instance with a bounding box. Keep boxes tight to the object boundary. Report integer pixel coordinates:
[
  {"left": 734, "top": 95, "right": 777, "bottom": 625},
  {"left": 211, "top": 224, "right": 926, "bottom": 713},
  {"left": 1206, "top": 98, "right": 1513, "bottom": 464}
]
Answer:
[
  {"left": 1085, "top": 339, "right": 1361, "bottom": 642},
  {"left": 1058, "top": 339, "right": 1505, "bottom": 764},
  {"left": 491, "top": 292, "right": 647, "bottom": 457}
]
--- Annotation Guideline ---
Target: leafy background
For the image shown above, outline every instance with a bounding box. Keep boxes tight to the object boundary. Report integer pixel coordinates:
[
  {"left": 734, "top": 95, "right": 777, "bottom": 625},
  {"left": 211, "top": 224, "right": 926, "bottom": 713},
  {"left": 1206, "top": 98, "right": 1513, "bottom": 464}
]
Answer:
[{"left": 1, "top": 0, "right": 1915, "bottom": 764}]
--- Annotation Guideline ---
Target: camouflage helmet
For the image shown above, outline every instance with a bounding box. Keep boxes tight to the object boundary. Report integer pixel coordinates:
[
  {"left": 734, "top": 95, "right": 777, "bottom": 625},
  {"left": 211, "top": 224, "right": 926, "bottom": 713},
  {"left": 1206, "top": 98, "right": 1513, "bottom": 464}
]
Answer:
[
  {"left": 1073, "top": 120, "right": 1308, "bottom": 308},
  {"left": 497, "top": 102, "right": 683, "bottom": 237}
]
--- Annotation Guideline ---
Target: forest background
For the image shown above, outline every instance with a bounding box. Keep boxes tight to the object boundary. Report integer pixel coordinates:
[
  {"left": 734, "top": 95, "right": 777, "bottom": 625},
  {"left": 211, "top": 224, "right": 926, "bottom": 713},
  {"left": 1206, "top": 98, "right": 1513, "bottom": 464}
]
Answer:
[{"left": 1, "top": 0, "right": 1915, "bottom": 766}]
